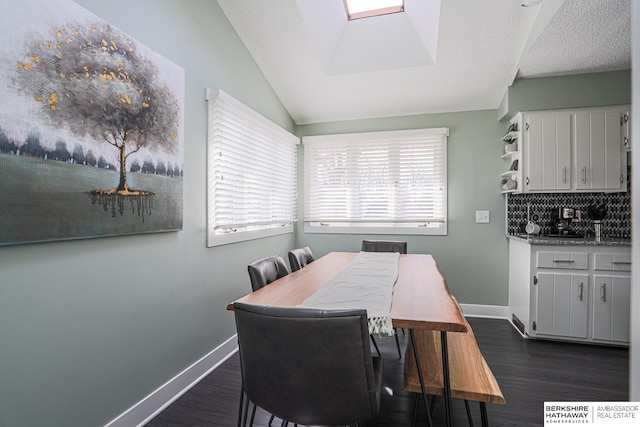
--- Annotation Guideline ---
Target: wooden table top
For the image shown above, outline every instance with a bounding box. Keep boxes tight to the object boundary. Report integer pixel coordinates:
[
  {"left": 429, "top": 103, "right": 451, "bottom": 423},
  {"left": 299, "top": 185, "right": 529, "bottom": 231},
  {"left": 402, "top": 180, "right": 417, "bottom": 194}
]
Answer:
[{"left": 227, "top": 252, "right": 467, "bottom": 333}]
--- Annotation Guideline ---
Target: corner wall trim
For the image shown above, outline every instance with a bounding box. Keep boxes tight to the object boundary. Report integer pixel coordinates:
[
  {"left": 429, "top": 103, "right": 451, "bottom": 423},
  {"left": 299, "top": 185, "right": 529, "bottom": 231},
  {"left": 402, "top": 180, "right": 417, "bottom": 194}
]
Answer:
[
  {"left": 458, "top": 303, "right": 509, "bottom": 319},
  {"left": 105, "top": 335, "right": 239, "bottom": 427}
]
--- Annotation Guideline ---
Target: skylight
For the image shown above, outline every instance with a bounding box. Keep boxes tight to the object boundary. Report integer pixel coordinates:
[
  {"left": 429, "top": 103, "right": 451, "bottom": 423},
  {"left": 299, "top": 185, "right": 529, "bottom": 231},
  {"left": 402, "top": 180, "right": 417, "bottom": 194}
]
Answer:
[{"left": 344, "top": 0, "right": 404, "bottom": 20}]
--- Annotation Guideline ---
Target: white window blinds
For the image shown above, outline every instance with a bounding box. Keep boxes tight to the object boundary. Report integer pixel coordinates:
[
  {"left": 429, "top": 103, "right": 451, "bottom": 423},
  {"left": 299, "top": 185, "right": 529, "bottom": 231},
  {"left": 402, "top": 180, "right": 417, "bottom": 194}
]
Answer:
[
  {"left": 206, "top": 89, "right": 299, "bottom": 247},
  {"left": 303, "top": 128, "right": 447, "bottom": 235}
]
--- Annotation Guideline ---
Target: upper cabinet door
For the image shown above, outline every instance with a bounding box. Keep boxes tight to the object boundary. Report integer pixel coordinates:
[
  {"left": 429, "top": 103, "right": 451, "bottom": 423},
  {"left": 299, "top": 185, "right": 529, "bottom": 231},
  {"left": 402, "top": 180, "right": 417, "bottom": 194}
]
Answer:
[
  {"left": 524, "top": 113, "right": 571, "bottom": 192},
  {"left": 516, "top": 105, "right": 628, "bottom": 193},
  {"left": 555, "top": 114, "right": 571, "bottom": 190},
  {"left": 574, "top": 111, "right": 625, "bottom": 191}
]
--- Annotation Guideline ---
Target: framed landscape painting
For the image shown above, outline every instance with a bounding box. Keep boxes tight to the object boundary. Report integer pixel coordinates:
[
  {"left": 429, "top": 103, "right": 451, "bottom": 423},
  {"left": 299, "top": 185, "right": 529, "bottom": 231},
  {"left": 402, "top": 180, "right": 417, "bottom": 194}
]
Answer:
[{"left": 0, "top": 0, "right": 185, "bottom": 246}]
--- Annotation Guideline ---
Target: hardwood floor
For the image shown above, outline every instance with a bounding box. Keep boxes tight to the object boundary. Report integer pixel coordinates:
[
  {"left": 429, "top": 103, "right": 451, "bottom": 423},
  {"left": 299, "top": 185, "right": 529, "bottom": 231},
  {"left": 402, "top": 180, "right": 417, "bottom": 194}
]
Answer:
[{"left": 147, "top": 318, "right": 628, "bottom": 426}]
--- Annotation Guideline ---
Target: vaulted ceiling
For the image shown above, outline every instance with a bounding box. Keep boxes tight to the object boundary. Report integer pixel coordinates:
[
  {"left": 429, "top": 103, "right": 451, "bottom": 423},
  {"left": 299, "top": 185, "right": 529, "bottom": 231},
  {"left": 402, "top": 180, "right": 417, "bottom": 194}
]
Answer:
[{"left": 216, "top": 0, "right": 631, "bottom": 125}]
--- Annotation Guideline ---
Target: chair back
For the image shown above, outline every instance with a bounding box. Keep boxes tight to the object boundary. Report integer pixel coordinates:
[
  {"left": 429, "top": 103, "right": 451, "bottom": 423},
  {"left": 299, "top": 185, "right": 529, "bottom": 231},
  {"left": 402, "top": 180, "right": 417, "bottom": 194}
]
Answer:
[
  {"left": 247, "top": 256, "right": 289, "bottom": 291},
  {"left": 361, "top": 240, "right": 408, "bottom": 254},
  {"left": 234, "top": 302, "right": 382, "bottom": 426},
  {"left": 287, "top": 247, "right": 315, "bottom": 272}
]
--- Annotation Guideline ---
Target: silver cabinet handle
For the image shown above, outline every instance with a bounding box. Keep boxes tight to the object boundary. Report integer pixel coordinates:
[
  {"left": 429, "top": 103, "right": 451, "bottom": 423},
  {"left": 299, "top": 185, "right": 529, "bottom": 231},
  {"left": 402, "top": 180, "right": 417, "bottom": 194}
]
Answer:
[
  {"left": 600, "top": 283, "right": 607, "bottom": 302},
  {"left": 578, "top": 283, "right": 584, "bottom": 301},
  {"left": 612, "top": 261, "right": 632, "bottom": 264},
  {"left": 581, "top": 167, "right": 587, "bottom": 184},
  {"left": 562, "top": 167, "right": 567, "bottom": 184}
]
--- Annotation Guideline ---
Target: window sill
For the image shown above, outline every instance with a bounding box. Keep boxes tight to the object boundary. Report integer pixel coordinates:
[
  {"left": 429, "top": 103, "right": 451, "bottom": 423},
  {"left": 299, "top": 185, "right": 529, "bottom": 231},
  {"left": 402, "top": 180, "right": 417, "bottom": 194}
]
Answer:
[
  {"left": 303, "top": 222, "right": 447, "bottom": 236},
  {"left": 207, "top": 224, "right": 294, "bottom": 247}
]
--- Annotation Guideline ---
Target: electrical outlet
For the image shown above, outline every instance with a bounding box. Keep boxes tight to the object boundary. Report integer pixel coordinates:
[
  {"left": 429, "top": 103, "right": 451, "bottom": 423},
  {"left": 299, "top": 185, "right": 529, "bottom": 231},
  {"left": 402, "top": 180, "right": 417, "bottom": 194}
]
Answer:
[{"left": 476, "top": 210, "right": 490, "bottom": 224}]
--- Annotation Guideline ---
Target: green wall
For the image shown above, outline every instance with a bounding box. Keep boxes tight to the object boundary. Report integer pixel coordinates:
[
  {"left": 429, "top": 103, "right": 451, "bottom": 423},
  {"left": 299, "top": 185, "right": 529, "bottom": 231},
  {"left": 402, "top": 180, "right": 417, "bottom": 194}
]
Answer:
[
  {"left": 0, "top": 0, "right": 632, "bottom": 425},
  {"left": 0, "top": 1, "right": 295, "bottom": 426},
  {"left": 296, "top": 111, "right": 508, "bottom": 307},
  {"left": 499, "top": 70, "right": 631, "bottom": 120}
]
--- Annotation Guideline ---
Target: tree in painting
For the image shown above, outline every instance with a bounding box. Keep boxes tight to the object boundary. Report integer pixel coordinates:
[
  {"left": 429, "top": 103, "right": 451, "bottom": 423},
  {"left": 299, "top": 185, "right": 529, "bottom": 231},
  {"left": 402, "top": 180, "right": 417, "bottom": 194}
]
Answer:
[{"left": 13, "top": 22, "right": 180, "bottom": 195}]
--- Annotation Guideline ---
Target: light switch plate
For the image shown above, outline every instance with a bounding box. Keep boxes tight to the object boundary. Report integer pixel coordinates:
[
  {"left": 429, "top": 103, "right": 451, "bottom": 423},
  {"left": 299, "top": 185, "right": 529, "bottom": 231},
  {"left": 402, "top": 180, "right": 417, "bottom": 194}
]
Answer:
[{"left": 476, "top": 210, "right": 490, "bottom": 224}]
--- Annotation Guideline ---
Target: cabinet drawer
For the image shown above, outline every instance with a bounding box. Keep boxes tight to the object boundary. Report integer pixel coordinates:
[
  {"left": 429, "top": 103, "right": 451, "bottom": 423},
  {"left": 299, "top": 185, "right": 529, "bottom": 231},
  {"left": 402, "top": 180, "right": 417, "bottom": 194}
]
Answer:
[
  {"left": 594, "top": 253, "right": 632, "bottom": 271},
  {"left": 537, "top": 251, "right": 588, "bottom": 269}
]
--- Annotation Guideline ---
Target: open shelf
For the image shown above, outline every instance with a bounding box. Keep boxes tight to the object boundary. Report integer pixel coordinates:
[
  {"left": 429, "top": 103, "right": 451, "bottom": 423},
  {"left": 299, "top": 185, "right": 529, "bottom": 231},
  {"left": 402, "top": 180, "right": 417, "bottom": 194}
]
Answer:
[
  {"left": 501, "top": 131, "right": 518, "bottom": 142},
  {"left": 500, "top": 114, "right": 522, "bottom": 194}
]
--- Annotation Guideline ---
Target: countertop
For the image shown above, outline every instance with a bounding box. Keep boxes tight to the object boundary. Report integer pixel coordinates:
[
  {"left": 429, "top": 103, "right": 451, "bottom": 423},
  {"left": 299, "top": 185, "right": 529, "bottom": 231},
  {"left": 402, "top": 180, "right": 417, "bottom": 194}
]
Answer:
[{"left": 507, "top": 234, "right": 631, "bottom": 247}]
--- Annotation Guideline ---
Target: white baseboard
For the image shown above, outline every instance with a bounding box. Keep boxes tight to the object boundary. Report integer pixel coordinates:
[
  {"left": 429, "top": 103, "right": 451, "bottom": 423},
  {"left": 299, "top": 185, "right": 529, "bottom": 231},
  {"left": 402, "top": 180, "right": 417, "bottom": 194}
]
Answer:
[
  {"left": 105, "top": 335, "right": 239, "bottom": 427},
  {"left": 458, "top": 303, "right": 509, "bottom": 319},
  {"left": 507, "top": 319, "right": 530, "bottom": 338}
]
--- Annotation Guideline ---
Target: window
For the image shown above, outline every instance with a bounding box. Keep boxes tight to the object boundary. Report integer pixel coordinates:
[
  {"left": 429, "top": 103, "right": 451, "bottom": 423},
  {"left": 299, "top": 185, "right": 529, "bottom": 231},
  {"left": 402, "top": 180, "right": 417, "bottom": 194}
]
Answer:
[
  {"left": 344, "top": 0, "right": 404, "bottom": 20},
  {"left": 303, "top": 128, "right": 448, "bottom": 235},
  {"left": 206, "top": 89, "right": 299, "bottom": 247}
]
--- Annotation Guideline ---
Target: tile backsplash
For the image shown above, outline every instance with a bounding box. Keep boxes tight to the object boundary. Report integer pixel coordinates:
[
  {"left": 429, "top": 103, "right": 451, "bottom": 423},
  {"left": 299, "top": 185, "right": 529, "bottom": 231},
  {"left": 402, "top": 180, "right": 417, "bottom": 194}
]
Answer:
[{"left": 506, "top": 170, "right": 631, "bottom": 238}]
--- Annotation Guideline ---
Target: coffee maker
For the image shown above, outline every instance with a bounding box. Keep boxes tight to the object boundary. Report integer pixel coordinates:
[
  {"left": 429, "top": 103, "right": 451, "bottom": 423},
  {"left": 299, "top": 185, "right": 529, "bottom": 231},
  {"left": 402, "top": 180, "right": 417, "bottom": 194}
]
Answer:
[{"left": 553, "top": 207, "right": 579, "bottom": 235}]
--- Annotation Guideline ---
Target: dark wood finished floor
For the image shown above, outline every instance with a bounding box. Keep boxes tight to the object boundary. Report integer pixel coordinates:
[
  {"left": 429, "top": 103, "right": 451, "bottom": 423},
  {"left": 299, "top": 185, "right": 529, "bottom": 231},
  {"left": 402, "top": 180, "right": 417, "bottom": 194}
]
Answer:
[{"left": 147, "top": 318, "right": 628, "bottom": 426}]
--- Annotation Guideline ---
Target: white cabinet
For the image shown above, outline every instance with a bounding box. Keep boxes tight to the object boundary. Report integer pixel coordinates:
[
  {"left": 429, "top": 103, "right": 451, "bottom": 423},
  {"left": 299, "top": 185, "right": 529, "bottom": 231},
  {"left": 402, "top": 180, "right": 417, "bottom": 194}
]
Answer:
[
  {"left": 593, "top": 252, "right": 632, "bottom": 271},
  {"left": 515, "top": 105, "right": 629, "bottom": 194},
  {"left": 524, "top": 113, "right": 571, "bottom": 191},
  {"left": 574, "top": 111, "right": 626, "bottom": 191},
  {"left": 592, "top": 275, "right": 631, "bottom": 342},
  {"left": 537, "top": 251, "right": 588, "bottom": 269},
  {"left": 536, "top": 273, "right": 588, "bottom": 339},
  {"left": 508, "top": 239, "right": 630, "bottom": 345}
]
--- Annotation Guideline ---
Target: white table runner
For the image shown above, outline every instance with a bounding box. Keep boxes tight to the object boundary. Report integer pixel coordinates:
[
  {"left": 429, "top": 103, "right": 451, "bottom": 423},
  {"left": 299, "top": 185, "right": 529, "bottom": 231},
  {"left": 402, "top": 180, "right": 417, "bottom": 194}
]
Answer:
[{"left": 298, "top": 251, "right": 398, "bottom": 336}]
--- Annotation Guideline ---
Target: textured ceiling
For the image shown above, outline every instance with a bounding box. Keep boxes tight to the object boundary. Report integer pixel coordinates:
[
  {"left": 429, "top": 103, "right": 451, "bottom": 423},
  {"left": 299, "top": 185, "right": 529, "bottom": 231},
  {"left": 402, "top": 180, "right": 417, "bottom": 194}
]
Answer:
[
  {"left": 216, "top": 0, "right": 630, "bottom": 125},
  {"left": 518, "top": 0, "right": 631, "bottom": 78}
]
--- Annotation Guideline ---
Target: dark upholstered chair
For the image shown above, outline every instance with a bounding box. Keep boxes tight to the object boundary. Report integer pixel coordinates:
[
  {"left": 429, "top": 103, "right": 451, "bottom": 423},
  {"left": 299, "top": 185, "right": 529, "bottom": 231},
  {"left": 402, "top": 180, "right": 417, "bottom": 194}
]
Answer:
[
  {"left": 245, "top": 256, "right": 290, "bottom": 426},
  {"left": 234, "top": 303, "right": 383, "bottom": 427},
  {"left": 361, "top": 240, "right": 407, "bottom": 359},
  {"left": 287, "top": 247, "right": 315, "bottom": 272},
  {"left": 247, "top": 256, "right": 289, "bottom": 292},
  {"left": 361, "top": 239, "right": 408, "bottom": 254}
]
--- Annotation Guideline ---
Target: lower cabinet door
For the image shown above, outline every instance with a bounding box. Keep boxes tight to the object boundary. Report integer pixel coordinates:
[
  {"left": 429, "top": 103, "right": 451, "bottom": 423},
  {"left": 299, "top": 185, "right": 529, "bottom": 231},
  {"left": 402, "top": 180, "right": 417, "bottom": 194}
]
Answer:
[
  {"left": 592, "top": 276, "right": 631, "bottom": 342},
  {"left": 536, "top": 273, "right": 588, "bottom": 338}
]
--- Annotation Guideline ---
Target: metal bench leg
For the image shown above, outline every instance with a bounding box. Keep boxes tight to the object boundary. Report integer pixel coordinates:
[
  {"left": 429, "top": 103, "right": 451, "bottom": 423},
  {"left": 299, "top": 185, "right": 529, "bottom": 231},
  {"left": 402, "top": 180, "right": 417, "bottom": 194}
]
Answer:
[
  {"left": 464, "top": 400, "right": 474, "bottom": 427},
  {"left": 409, "top": 329, "right": 434, "bottom": 427},
  {"left": 440, "top": 331, "right": 453, "bottom": 427},
  {"left": 412, "top": 392, "right": 437, "bottom": 427},
  {"left": 394, "top": 328, "right": 402, "bottom": 358},
  {"left": 412, "top": 393, "right": 419, "bottom": 426},
  {"left": 480, "top": 402, "right": 488, "bottom": 427}
]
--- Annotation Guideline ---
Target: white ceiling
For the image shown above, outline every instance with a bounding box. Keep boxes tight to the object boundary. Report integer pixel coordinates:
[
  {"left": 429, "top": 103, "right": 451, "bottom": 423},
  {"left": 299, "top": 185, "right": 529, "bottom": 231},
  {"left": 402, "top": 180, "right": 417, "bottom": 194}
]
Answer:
[{"left": 216, "top": 0, "right": 631, "bottom": 125}]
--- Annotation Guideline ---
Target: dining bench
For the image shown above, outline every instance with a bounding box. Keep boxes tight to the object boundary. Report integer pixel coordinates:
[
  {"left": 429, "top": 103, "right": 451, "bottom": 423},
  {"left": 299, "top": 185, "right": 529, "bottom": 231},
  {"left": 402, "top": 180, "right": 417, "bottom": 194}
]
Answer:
[{"left": 403, "top": 300, "right": 505, "bottom": 426}]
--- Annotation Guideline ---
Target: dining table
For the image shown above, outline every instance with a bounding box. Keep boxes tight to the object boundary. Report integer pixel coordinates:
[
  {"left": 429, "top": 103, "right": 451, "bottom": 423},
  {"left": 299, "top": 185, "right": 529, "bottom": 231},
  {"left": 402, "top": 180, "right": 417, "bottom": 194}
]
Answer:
[{"left": 227, "top": 251, "right": 468, "bottom": 427}]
